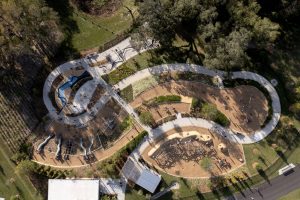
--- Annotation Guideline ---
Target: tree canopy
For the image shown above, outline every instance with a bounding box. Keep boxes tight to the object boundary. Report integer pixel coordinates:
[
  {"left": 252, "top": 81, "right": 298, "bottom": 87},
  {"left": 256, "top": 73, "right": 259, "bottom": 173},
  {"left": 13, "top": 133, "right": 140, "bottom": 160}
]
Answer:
[
  {"left": 0, "top": 0, "right": 62, "bottom": 74},
  {"left": 135, "top": 0, "right": 281, "bottom": 70}
]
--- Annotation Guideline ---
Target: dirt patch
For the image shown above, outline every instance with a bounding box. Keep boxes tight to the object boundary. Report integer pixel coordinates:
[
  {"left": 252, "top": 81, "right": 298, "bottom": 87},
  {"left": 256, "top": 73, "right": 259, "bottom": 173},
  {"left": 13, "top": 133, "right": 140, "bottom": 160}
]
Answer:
[
  {"left": 33, "top": 98, "right": 136, "bottom": 167},
  {"left": 141, "top": 126, "right": 245, "bottom": 178},
  {"left": 139, "top": 102, "right": 190, "bottom": 123},
  {"left": 130, "top": 80, "right": 269, "bottom": 134},
  {"left": 32, "top": 123, "right": 143, "bottom": 167}
]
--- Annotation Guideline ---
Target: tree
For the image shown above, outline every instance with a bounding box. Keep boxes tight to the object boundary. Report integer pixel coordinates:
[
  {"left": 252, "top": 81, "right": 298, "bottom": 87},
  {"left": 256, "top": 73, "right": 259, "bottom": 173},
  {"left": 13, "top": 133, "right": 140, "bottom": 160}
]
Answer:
[
  {"left": 204, "top": 28, "right": 252, "bottom": 70},
  {"left": 136, "top": 0, "right": 176, "bottom": 47},
  {"left": 200, "top": 157, "right": 213, "bottom": 171},
  {"left": 228, "top": 1, "right": 280, "bottom": 48},
  {"left": 0, "top": 0, "right": 63, "bottom": 73}
]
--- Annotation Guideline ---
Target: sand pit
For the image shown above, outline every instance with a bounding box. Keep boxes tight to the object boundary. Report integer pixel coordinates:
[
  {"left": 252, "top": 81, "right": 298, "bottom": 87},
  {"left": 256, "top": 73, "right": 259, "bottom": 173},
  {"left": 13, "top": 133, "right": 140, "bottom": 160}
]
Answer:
[
  {"left": 142, "top": 126, "right": 245, "bottom": 178},
  {"left": 130, "top": 80, "right": 269, "bottom": 134}
]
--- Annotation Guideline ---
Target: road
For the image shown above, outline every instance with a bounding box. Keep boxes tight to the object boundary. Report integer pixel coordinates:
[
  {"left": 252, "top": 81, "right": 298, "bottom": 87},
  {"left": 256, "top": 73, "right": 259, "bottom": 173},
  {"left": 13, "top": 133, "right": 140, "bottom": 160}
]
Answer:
[{"left": 233, "top": 165, "right": 300, "bottom": 200}]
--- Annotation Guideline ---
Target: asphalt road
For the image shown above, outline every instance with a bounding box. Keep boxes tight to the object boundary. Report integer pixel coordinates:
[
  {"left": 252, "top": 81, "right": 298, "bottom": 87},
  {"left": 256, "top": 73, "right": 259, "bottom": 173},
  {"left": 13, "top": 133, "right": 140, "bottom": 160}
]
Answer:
[{"left": 233, "top": 165, "right": 300, "bottom": 200}]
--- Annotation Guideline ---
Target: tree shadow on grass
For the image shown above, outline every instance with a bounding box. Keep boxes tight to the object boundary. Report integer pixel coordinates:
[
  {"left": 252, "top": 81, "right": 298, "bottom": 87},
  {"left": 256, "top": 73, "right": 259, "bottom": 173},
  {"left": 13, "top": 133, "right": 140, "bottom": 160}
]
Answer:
[
  {"left": 258, "top": 156, "right": 268, "bottom": 166},
  {"left": 276, "top": 150, "right": 289, "bottom": 164},
  {"left": 45, "top": 0, "right": 80, "bottom": 60},
  {"left": 0, "top": 165, "right": 5, "bottom": 175},
  {"left": 258, "top": 169, "right": 271, "bottom": 185}
]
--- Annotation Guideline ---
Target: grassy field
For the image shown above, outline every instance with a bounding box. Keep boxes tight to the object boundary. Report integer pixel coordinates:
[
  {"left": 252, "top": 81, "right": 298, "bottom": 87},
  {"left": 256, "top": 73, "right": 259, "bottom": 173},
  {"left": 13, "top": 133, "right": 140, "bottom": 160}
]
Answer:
[
  {"left": 0, "top": 140, "right": 42, "bottom": 200},
  {"left": 243, "top": 140, "right": 279, "bottom": 175},
  {"left": 103, "top": 50, "right": 171, "bottom": 84},
  {"left": 71, "top": 0, "right": 135, "bottom": 51},
  {"left": 278, "top": 188, "right": 300, "bottom": 200}
]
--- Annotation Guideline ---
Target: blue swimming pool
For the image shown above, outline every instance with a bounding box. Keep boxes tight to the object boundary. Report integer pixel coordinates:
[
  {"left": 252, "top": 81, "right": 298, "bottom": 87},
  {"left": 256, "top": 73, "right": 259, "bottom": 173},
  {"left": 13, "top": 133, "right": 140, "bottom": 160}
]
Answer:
[{"left": 57, "top": 71, "right": 91, "bottom": 106}]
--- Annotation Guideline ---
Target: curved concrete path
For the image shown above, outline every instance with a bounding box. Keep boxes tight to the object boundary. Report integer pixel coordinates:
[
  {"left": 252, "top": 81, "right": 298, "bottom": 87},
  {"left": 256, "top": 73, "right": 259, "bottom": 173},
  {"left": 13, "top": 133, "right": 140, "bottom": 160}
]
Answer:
[
  {"left": 113, "top": 64, "right": 281, "bottom": 145},
  {"left": 43, "top": 37, "right": 157, "bottom": 126}
]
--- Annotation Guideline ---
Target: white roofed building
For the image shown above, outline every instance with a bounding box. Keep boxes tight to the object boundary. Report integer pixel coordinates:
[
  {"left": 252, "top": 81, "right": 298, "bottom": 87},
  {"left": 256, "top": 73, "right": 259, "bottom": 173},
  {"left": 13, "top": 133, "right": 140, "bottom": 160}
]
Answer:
[{"left": 48, "top": 179, "right": 99, "bottom": 200}]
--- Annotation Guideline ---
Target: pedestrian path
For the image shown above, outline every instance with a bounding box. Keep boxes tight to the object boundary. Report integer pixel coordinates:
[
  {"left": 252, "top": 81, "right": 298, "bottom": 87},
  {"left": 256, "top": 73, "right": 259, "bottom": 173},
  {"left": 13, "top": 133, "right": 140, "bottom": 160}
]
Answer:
[
  {"left": 43, "top": 37, "right": 281, "bottom": 154},
  {"left": 43, "top": 37, "right": 157, "bottom": 126},
  {"left": 113, "top": 64, "right": 281, "bottom": 144}
]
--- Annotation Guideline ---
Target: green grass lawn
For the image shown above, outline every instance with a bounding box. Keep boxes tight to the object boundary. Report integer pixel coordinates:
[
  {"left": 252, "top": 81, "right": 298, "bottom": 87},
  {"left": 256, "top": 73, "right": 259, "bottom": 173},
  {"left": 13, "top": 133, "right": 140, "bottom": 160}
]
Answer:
[
  {"left": 104, "top": 50, "right": 171, "bottom": 84},
  {"left": 71, "top": 0, "right": 135, "bottom": 51},
  {"left": 278, "top": 188, "right": 300, "bottom": 200},
  {"left": 125, "top": 189, "right": 147, "bottom": 200},
  {"left": 243, "top": 140, "right": 279, "bottom": 175},
  {"left": 0, "top": 141, "right": 42, "bottom": 200}
]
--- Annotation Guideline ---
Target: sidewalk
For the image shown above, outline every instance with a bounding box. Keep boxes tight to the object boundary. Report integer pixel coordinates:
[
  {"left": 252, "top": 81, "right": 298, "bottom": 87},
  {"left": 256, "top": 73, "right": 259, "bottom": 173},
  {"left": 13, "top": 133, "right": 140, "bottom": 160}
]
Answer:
[{"left": 113, "top": 64, "right": 281, "bottom": 144}]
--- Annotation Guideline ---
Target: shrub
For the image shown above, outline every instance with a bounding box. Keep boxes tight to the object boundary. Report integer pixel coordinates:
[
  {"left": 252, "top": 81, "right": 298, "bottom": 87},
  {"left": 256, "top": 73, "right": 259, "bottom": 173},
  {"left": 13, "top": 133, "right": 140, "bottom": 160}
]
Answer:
[
  {"left": 119, "top": 116, "right": 132, "bottom": 132},
  {"left": 155, "top": 95, "right": 181, "bottom": 104},
  {"left": 120, "top": 85, "right": 134, "bottom": 102},
  {"left": 146, "top": 95, "right": 181, "bottom": 107},
  {"left": 103, "top": 65, "right": 136, "bottom": 85},
  {"left": 201, "top": 103, "right": 230, "bottom": 127},
  {"left": 191, "top": 98, "right": 201, "bottom": 109},
  {"left": 96, "top": 131, "right": 148, "bottom": 178},
  {"left": 139, "top": 112, "right": 155, "bottom": 126},
  {"left": 255, "top": 163, "right": 262, "bottom": 171},
  {"left": 200, "top": 157, "right": 213, "bottom": 171}
]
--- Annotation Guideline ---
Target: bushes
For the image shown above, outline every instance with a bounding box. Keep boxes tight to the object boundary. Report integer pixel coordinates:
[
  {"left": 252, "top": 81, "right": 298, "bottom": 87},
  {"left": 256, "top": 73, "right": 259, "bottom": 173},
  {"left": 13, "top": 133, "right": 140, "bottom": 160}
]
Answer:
[
  {"left": 190, "top": 98, "right": 231, "bottom": 126},
  {"left": 102, "top": 65, "right": 136, "bottom": 85},
  {"left": 155, "top": 95, "right": 181, "bottom": 103},
  {"left": 97, "top": 131, "right": 148, "bottom": 177},
  {"left": 119, "top": 116, "right": 132, "bottom": 132},
  {"left": 201, "top": 103, "right": 230, "bottom": 127},
  {"left": 120, "top": 85, "right": 134, "bottom": 102},
  {"left": 200, "top": 157, "right": 213, "bottom": 171},
  {"left": 146, "top": 95, "right": 181, "bottom": 107},
  {"left": 139, "top": 112, "right": 155, "bottom": 126}
]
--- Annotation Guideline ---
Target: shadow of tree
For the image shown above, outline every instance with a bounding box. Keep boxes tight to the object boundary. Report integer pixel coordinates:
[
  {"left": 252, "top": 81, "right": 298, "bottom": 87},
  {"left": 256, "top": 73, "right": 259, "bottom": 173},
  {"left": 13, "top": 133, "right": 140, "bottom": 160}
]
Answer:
[
  {"left": 276, "top": 150, "right": 289, "bottom": 164},
  {"left": 258, "top": 156, "right": 268, "bottom": 166},
  {"left": 257, "top": 169, "right": 271, "bottom": 184},
  {"left": 45, "top": 0, "right": 80, "bottom": 60}
]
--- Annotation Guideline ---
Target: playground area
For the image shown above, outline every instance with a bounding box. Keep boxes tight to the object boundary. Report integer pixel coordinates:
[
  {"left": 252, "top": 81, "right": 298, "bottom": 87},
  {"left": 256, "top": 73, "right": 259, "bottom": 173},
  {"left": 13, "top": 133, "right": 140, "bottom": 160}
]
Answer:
[
  {"left": 130, "top": 80, "right": 269, "bottom": 134},
  {"left": 33, "top": 98, "right": 141, "bottom": 167},
  {"left": 142, "top": 126, "right": 245, "bottom": 178}
]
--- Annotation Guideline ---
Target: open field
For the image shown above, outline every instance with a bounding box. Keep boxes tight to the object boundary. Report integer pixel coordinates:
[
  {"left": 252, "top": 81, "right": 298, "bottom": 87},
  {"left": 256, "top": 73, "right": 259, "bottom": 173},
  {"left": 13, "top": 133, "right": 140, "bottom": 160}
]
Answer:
[
  {"left": 0, "top": 140, "right": 42, "bottom": 200},
  {"left": 71, "top": 0, "right": 135, "bottom": 51},
  {"left": 279, "top": 188, "right": 300, "bottom": 200}
]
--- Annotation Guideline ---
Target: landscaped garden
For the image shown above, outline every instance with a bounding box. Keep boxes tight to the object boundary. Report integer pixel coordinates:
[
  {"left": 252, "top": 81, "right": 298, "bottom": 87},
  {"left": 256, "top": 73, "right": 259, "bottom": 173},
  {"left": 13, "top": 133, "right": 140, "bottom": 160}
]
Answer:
[{"left": 1, "top": 0, "right": 300, "bottom": 199}]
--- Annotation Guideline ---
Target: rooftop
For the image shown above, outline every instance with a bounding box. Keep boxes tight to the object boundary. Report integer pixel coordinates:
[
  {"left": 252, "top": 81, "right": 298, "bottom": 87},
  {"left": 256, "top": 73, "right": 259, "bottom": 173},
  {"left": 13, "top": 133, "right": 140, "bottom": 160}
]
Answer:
[{"left": 48, "top": 179, "right": 99, "bottom": 200}]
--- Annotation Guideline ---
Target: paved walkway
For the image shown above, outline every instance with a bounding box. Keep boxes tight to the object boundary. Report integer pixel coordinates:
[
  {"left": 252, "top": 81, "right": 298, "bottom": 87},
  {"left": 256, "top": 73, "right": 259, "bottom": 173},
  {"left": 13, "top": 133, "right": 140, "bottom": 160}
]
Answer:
[
  {"left": 113, "top": 64, "right": 281, "bottom": 144},
  {"left": 43, "top": 38, "right": 157, "bottom": 126}
]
